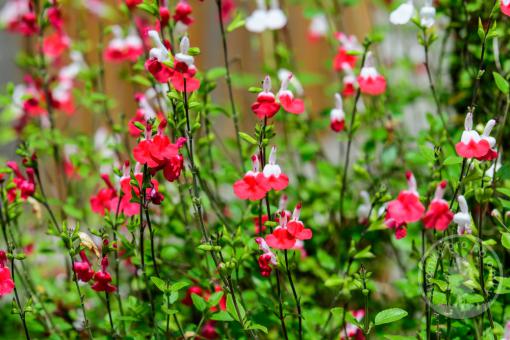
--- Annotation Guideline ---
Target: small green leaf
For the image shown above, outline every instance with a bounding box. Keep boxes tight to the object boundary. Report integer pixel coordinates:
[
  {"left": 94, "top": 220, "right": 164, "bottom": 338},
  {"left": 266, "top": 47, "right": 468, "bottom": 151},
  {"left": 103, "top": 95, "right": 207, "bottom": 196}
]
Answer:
[
  {"left": 210, "top": 311, "right": 234, "bottom": 321},
  {"left": 207, "top": 291, "right": 224, "bottom": 307},
  {"left": 374, "top": 308, "right": 408, "bottom": 326},
  {"left": 151, "top": 276, "right": 167, "bottom": 292},
  {"left": 227, "top": 12, "right": 246, "bottom": 32},
  {"left": 501, "top": 233, "right": 510, "bottom": 250},
  {"left": 493, "top": 72, "right": 509, "bottom": 94},
  {"left": 238, "top": 132, "right": 258, "bottom": 145},
  {"left": 191, "top": 293, "right": 207, "bottom": 312},
  {"left": 170, "top": 281, "right": 190, "bottom": 292}
]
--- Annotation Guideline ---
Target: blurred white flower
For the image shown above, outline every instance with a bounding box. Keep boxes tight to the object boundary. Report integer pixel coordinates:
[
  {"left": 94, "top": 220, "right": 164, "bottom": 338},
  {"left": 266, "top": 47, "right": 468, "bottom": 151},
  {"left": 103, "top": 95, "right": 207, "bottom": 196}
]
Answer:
[
  {"left": 420, "top": 0, "right": 436, "bottom": 28},
  {"left": 389, "top": 0, "right": 415, "bottom": 25},
  {"left": 246, "top": 0, "right": 287, "bottom": 33}
]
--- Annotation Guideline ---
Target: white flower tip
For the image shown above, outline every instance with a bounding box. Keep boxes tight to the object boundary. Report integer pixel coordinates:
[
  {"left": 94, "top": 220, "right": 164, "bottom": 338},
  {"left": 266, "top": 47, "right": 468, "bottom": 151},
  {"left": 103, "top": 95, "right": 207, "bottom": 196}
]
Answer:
[
  {"left": 389, "top": 1, "right": 415, "bottom": 25},
  {"left": 269, "top": 146, "right": 277, "bottom": 164},
  {"left": 180, "top": 36, "right": 190, "bottom": 54},
  {"left": 465, "top": 111, "right": 473, "bottom": 131},
  {"left": 334, "top": 93, "right": 343, "bottom": 109},
  {"left": 483, "top": 119, "right": 496, "bottom": 136},
  {"left": 458, "top": 195, "right": 468, "bottom": 213},
  {"left": 360, "top": 191, "right": 370, "bottom": 204},
  {"left": 263, "top": 76, "right": 272, "bottom": 92}
]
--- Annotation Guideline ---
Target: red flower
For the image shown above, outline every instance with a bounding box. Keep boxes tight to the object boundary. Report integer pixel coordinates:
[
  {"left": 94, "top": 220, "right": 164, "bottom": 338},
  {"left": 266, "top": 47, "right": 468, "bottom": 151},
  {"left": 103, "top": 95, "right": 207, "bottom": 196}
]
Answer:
[
  {"left": 501, "top": 0, "right": 510, "bottom": 16},
  {"left": 255, "top": 237, "right": 277, "bottom": 276},
  {"left": 201, "top": 320, "right": 219, "bottom": 339},
  {"left": 0, "top": 251, "right": 14, "bottom": 297},
  {"left": 42, "top": 31, "right": 70, "bottom": 58},
  {"left": 125, "top": 0, "right": 143, "bottom": 9},
  {"left": 277, "top": 73, "right": 304, "bottom": 114},
  {"left": 221, "top": 0, "right": 236, "bottom": 21},
  {"left": 262, "top": 146, "right": 289, "bottom": 191},
  {"left": 265, "top": 226, "right": 296, "bottom": 250},
  {"left": 159, "top": 6, "right": 170, "bottom": 25},
  {"left": 73, "top": 251, "right": 95, "bottom": 282},
  {"left": 173, "top": 1, "right": 194, "bottom": 26},
  {"left": 455, "top": 112, "right": 495, "bottom": 159},
  {"left": 423, "top": 181, "right": 453, "bottom": 232},
  {"left": 330, "top": 93, "right": 345, "bottom": 133},
  {"left": 385, "top": 172, "right": 425, "bottom": 239},
  {"left": 340, "top": 309, "right": 365, "bottom": 340},
  {"left": 254, "top": 215, "right": 269, "bottom": 234},
  {"left": 265, "top": 207, "right": 311, "bottom": 250},
  {"left": 233, "top": 155, "right": 270, "bottom": 201},
  {"left": 341, "top": 69, "right": 357, "bottom": 97},
  {"left": 171, "top": 37, "right": 201, "bottom": 93},
  {"left": 90, "top": 174, "right": 116, "bottom": 215},
  {"left": 357, "top": 52, "right": 386, "bottom": 96},
  {"left": 287, "top": 203, "right": 312, "bottom": 240},
  {"left": 6, "top": 161, "right": 35, "bottom": 202},
  {"left": 182, "top": 285, "right": 204, "bottom": 305},
  {"left": 92, "top": 256, "right": 116, "bottom": 293},
  {"left": 251, "top": 76, "right": 281, "bottom": 119},
  {"left": 333, "top": 47, "right": 357, "bottom": 72}
]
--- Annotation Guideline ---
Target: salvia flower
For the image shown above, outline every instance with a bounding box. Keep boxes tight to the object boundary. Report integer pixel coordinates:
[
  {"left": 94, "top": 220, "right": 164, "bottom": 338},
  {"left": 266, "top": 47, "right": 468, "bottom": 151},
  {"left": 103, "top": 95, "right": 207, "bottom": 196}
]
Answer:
[
  {"left": 173, "top": 0, "right": 194, "bottom": 35},
  {"left": 333, "top": 33, "right": 360, "bottom": 72},
  {"left": 73, "top": 250, "right": 95, "bottom": 282},
  {"left": 423, "top": 181, "right": 454, "bottom": 231},
  {"left": 308, "top": 14, "right": 328, "bottom": 42},
  {"left": 420, "top": 0, "right": 436, "bottom": 28},
  {"left": 453, "top": 195, "right": 472, "bottom": 235},
  {"left": 262, "top": 146, "right": 289, "bottom": 191},
  {"left": 286, "top": 203, "right": 313, "bottom": 241},
  {"left": 277, "top": 73, "right": 305, "bottom": 114},
  {"left": 455, "top": 111, "right": 497, "bottom": 160},
  {"left": 330, "top": 93, "right": 345, "bottom": 133},
  {"left": 145, "top": 30, "right": 173, "bottom": 83},
  {"left": 91, "top": 256, "right": 116, "bottom": 293},
  {"left": 385, "top": 171, "right": 425, "bottom": 239},
  {"left": 172, "top": 36, "right": 200, "bottom": 93},
  {"left": 389, "top": 0, "right": 415, "bottom": 25},
  {"left": 0, "top": 0, "right": 38, "bottom": 36},
  {"left": 342, "top": 68, "right": 357, "bottom": 97},
  {"left": 251, "top": 76, "right": 281, "bottom": 119},
  {"left": 0, "top": 251, "right": 14, "bottom": 297},
  {"left": 357, "top": 52, "right": 386, "bottom": 96},
  {"left": 104, "top": 25, "right": 143, "bottom": 62},
  {"left": 265, "top": 211, "right": 296, "bottom": 249},
  {"left": 245, "top": 0, "right": 287, "bottom": 33},
  {"left": 233, "top": 155, "right": 270, "bottom": 201},
  {"left": 502, "top": 0, "right": 510, "bottom": 17},
  {"left": 90, "top": 173, "right": 117, "bottom": 215},
  {"left": 255, "top": 237, "right": 277, "bottom": 277},
  {"left": 6, "top": 161, "right": 35, "bottom": 202}
]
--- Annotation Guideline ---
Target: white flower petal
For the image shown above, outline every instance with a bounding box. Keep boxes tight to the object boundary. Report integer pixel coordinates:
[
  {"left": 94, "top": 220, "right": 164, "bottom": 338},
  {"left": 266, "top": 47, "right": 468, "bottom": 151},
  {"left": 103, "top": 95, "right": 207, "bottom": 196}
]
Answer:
[{"left": 389, "top": 1, "right": 414, "bottom": 25}]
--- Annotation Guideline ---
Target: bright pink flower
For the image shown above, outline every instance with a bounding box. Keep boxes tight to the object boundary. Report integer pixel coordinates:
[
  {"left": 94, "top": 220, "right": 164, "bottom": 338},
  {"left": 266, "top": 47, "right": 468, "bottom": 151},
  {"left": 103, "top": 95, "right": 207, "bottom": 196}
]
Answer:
[
  {"left": 159, "top": 6, "right": 170, "bottom": 25},
  {"left": 125, "top": 0, "right": 143, "bottom": 9},
  {"left": 171, "top": 36, "right": 200, "bottom": 93},
  {"left": 341, "top": 68, "right": 357, "bottom": 97},
  {"left": 221, "top": 0, "right": 236, "bottom": 21},
  {"left": 334, "top": 48, "right": 357, "bottom": 72},
  {"left": 287, "top": 203, "right": 312, "bottom": 240},
  {"left": 501, "top": 0, "right": 510, "bottom": 16},
  {"left": 262, "top": 146, "right": 289, "bottom": 191},
  {"left": 340, "top": 309, "right": 365, "bottom": 340},
  {"left": 0, "top": 251, "right": 14, "bottom": 297},
  {"left": 265, "top": 226, "right": 296, "bottom": 250},
  {"left": 173, "top": 1, "right": 193, "bottom": 26},
  {"left": 128, "top": 110, "right": 146, "bottom": 137},
  {"left": 73, "top": 251, "right": 95, "bottom": 282},
  {"left": 233, "top": 155, "right": 270, "bottom": 201},
  {"left": 92, "top": 256, "right": 116, "bottom": 293},
  {"left": 90, "top": 174, "right": 117, "bottom": 215},
  {"left": 423, "top": 181, "right": 453, "bottom": 232},
  {"left": 0, "top": 1, "right": 38, "bottom": 36},
  {"left": 455, "top": 112, "right": 494, "bottom": 159},
  {"left": 6, "top": 161, "right": 35, "bottom": 201},
  {"left": 42, "top": 31, "right": 70, "bottom": 58},
  {"left": 47, "top": 6, "right": 63, "bottom": 31},
  {"left": 277, "top": 73, "right": 304, "bottom": 114},
  {"left": 357, "top": 52, "right": 386, "bottom": 96},
  {"left": 251, "top": 76, "right": 281, "bottom": 119},
  {"left": 385, "top": 172, "right": 425, "bottom": 238},
  {"left": 330, "top": 93, "right": 345, "bottom": 132}
]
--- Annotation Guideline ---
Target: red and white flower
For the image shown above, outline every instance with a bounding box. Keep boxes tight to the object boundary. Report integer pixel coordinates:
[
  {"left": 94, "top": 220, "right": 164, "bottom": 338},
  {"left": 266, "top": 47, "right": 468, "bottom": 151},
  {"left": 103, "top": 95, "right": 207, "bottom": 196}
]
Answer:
[
  {"left": 330, "top": 93, "right": 345, "bottom": 133},
  {"left": 308, "top": 14, "right": 328, "bottom": 42},
  {"left": 501, "top": 0, "right": 510, "bottom": 17},
  {"left": 251, "top": 76, "right": 281, "bottom": 119},
  {"left": 172, "top": 36, "right": 200, "bottom": 93},
  {"left": 263, "top": 146, "right": 289, "bottom": 191},
  {"left": 233, "top": 155, "right": 270, "bottom": 201},
  {"left": 173, "top": 0, "right": 194, "bottom": 35},
  {"left": 340, "top": 309, "right": 365, "bottom": 340},
  {"left": 385, "top": 171, "right": 425, "bottom": 239},
  {"left": 358, "top": 52, "right": 386, "bottom": 96},
  {"left": 255, "top": 237, "right": 277, "bottom": 277},
  {"left": 277, "top": 73, "right": 305, "bottom": 114},
  {"left": 423, "top": 181, "right": 453, "bottom": 232},
  {"left": 455, "top": 111, "right": 496, "bottom": 160}
]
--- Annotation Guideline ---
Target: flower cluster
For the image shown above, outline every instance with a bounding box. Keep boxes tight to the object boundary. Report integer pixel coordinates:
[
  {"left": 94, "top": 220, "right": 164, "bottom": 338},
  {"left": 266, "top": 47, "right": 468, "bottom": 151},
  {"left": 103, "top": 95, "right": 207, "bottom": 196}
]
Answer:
[
  {"left": 251, "top": 75, "right": 305, "bottom": 119},
  {"left": 455, "top": 111, "right": 497, "bottom": 161},
  {"left": 6, "top": 161, "right": 35, "bottom": 202},
  {"left": 104, "top": 25, "right": 143, "bottom": 62},
  {"left": 384, "top": 172, "right": 453, "bottom": 239}
]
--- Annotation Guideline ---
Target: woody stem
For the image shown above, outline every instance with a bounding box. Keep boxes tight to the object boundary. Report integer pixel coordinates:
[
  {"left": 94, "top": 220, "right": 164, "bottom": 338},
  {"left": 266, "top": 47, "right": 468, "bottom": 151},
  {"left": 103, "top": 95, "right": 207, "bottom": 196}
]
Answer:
[
  {"left": 215, "top": 0, "right": 245, "bottom": 173},
  {"left": 105, "top": 291, "right": 115, "bottom": 336},
  {"left": 284, "top": 250, "right": 302, "bottom": 340},
  {"left": 339, "top": 43, "right": 370, "bottom": 226}
]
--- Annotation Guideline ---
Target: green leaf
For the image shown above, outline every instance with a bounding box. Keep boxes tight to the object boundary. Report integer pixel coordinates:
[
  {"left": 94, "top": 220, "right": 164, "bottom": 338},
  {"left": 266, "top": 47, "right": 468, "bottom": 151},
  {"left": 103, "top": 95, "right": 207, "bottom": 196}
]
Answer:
[
  {"left": 210, "top": 311, "right": 234, "bottom": 321},
  {"left": 191, "top": 293, "right": 207, "bottom": 312},
  {"left": 137, "top": 2, "right": 158, "bottom": 16},
  {"left": 207, "top": 291, "right": 224, "bottom": 307},
  {"left": 477, "top": 17, "right": 485, "bottom": 41},
  {"left": 330, "top": 307, "right": 345, "bottom": 316},
  {"left": 501, "top": 233, "right": 510, "bottom": 250},
  {"left": 444, "top": 156, "right": 462, "bottom": 165},
  {"left": 354, "top": 245, "right": 375, "bottom": 259},
  {"left": 150, "top": 276, "right": 167, "bottom": 292},
  {"left": 374, "top": 308, "right": 408, "bottom": 326},
  {"left": 226, "top": 294, "right": 245, "bottom": 323},
  {"left": 188, "top": 47, "right": 201, "bottom": 56},
  {"left": 227, "top": 12, "right": 246, "bottom": 32},
  {"left": 245, "top": 322, "right": 268, "bottom": 334},
  {"left": 238, "top": 132, "right": 258, "bottom": 145},
  {"left": 493, "top": 72, "right": 509, "bottom": 94},
  {"left": 170, "top": 281, "right": 190, "bottom": 292},
  {"left": 206, "top": 67, "right": 227, "bottom": 80}
]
